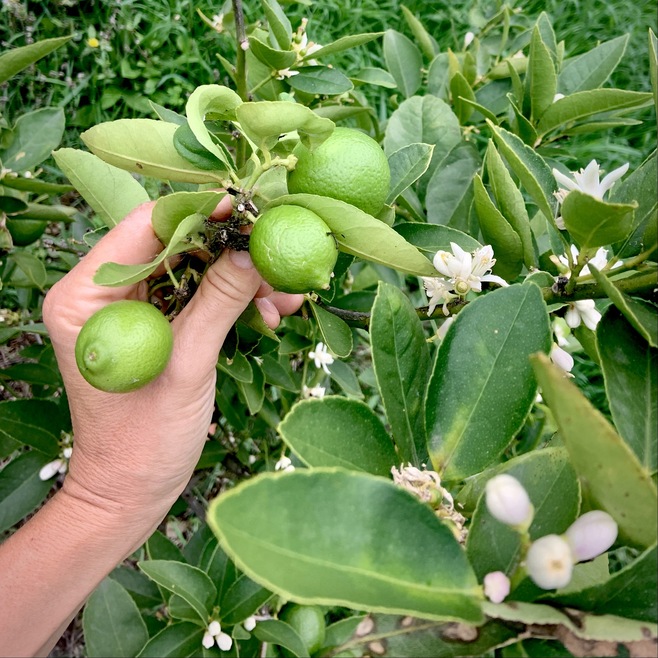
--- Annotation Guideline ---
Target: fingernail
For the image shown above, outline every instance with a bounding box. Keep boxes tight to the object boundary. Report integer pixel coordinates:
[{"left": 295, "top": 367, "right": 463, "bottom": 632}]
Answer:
[
  {"left": 229, "top": 250, "right": 254, "bottom": 269},
  {"left": 254, "top": 296, "right": 276, "bottom": 315}
]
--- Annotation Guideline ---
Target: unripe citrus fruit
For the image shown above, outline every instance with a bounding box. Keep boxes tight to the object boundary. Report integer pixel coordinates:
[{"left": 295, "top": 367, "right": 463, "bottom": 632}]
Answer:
[
  {"left": 249, "top": 205, "right": 337, "bottom": 294},
  {"left": 6, "top": 218, "right": 48, "bottom": 246},
  {"left": 280, "top": 604, "right": 326, "bottom": 656},
  {"left": 75, "top": 300, "right": 174, "bottom": 393},
  {"left": 287, "top": 127, "right": 390, "bottom": 216}
]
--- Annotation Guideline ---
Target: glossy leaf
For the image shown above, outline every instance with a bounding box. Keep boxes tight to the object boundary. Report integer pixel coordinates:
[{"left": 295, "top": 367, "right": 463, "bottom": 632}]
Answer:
[
  {"left": 1, "top": 107, "right": 65, "bottom": 172},
  {"left": 151, "top": 191, "right": 225, "bottom": 245},
  {"left": 278, "top": 396, "right": 396, "bottom": 475},
  {"left": 261, "top": 0, "right": 292, "bottom": 50},
  {"left": 651, "top": 29, "right": 658, "bottom": 108},
  {"left": 531, "top": 353, "right": 658, "bottom": 548},
  {"left": 309, "top": 301, "right": 352, "bottom": 358},
  {"left": 288, "top": 66, "right": 353, "bottom": 95},
  {"left": 109, "top": 566, "right": 162, "bottom": 610},
  {"left": 351, "top": 67, "right": 397, "bottom": 88},
  {"left": 81, "top": 119, "right": 222, "bottom": 183},
  {"left": 83, "top": 577, "right": 149, "bottom": 657},
  {"left": 10, "top": 252, "right": 47, "bottom": 290},
  {"left": 0, "top": 399, "right": 60, "bottom": 455},
  {"left": 383, "top": 30, "right": 423, "bottom": 98},
  {"left": 558, "top": 35, "right": 628, "bottom": 95},
  {"left": 450, "top": 71, "right": 476, "bottom": 124},
  {"left": 217, "top": 350, "right": 253, "bottom": 384},
  {"left": 561, "top": 190, "right": 636, "bottom": 248},
  {"left": 253, "top": 620, "right": 307, "bottom": 657},
  {"left": 0, "top": 451, "right": 53, "bottom": 533},
  {"left": 426, "top": 284, "right": 551, "bottom": 480},
  {"left": 527, "top": 26, "right": 557, "bottom": 122},
  {"left": 597, "top": 307, "right": 657, "bottom": 471},
  {"left": 394, "top": 223, "right": 481, "bottom": 257},
  {"left": 53, "top": 148, "right": 149, "bottom": 229},
  {"left": 488, "top": 121, "right": 557, "bottom": 221},
  {"left": 220, "top": 572, "right": 273, "bottom": 625},
  {"left": 465, "top": 448, "right": 580, "bottom": 579},
  {"left": 328, "top": 359, "right": 364, "bottom": 399},
  {"left": 588, "top": 264, "right": 658, "bottom": 347},
  {"left": 248, "top": 36, "right": 297, "bottom": 70},
  {"left": 537, "top": 89, "right": 653, "bottom": 136},
  {"left": 371, "top": 282, "right": 430, "bottom": 464},
  {"left": 207, "top": 468, "right": 483, "bottom": 622},
  {"left": 266, "top": 194, "right": 437, "bottom": 276},
  {"left": 304, "top": 33, "right": 383, "bottom": 61},
  {"left": 139, "top": 560, "right": 216, "bottom": 622},
  {"left": 137, "top": 622, "right": 205, "bottom": 657},
  {"left": 235, "top": 101, "right": 334, "bottom": 152},
  {"left": 0, "top": 36, "right": 70, "bottom": 84},
  {"left": 427, "top": 53, "right": 451, "bottom": 101},
  {"left": 386, "top": 143, "right": 434, "bottom": 204}
]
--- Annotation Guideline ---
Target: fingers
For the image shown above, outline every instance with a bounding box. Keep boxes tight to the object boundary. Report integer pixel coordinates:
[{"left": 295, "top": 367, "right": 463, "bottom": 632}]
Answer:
[{"left": 208, "top": 194, "right": 234, "bottom": 221}]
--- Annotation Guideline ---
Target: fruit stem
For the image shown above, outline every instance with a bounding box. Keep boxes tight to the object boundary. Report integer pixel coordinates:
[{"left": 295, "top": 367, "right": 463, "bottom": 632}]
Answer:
[{"left": 164, "top": 259, "right": 180, "bottom": 289}]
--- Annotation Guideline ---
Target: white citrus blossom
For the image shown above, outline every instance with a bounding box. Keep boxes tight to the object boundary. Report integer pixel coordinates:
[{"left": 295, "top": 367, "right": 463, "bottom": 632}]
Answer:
[
  {"left": 422, "top": 277, "right": 457, "bottom": 316},
  {"left": 303, "top": 384, "right": 326, "bottom": 399},
  {"left": 39, "top": 434, "right": 73, "bottom": 481},
  {"left": 558, "top": 245, "right": 621, "bottom": 278},
  {"left": 203, "top": 621, "right": 232, "bottom": 651},
  {"left": 552, "top": 159, "right": 629, "bottom": 204},
  {"left": 434, "top": 243, "right": 508, "bottom": 295},
  {"left": 309, "top": 342, "right": 334, "bottom": 374},
  {"left": 525, "top": 534, "right": 574, "bottom": 590},
  {"left": 463, "top": 31, "right": 475, "bottom": 48},
  {"left": 483, "top": 571, "right": 511, "bottom": 604},
  {"left": 243, "top": 616, "right": 257, "bottom": 632},
  {"left": 485, "top": 474, "right": 534, "bottom": 528},
  {"left": 550, "top": 343, "right": 574, "bottom": 374},
  {"left": 437, "top": 316, "right": 455, "bottom": 340},
  {"left": 553, "top": 93, "right": 565, "bottom": 102},
  {"left": 276, "top": 68, "right": 299, "bottom": 80},
  {"left": 274, "top": 456, "right": 295, "bottom": 472},
  {"left": 565, "top": 299, "right": 601, "bottom": 331},
  {"left": 565, "top": 511, "right": 618, "bottom": 562}
]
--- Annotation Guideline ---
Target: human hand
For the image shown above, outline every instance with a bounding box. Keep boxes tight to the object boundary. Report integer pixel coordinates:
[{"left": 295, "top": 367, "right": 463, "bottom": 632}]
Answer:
[{"left": 43, "top": 197, "right": 303, "bottom": 533}]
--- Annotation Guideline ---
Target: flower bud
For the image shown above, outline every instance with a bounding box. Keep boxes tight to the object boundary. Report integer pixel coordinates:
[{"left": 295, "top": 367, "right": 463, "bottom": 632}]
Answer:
[
  {"left": 483, "top": 571, "right": 511, "bottom": 604},
  {"left": 202, "top": 631, "right": 215, "bottom": 649},
  {"left": 565, "top": 511, "right": 618, "bottom": 562},
  {"left": 216, "top": 632, "right": 233, "bottom": 651},
  {"left": 526, "top": 534, "right": 574, "bottom": 590},
  {"left": 208, "top": 620, "right": 221, "bottom": 636},
  {"left": 485, "top": 474, "right": 534, "bottom": 528},
  {"left": 243, "top": 616, "right": 257, "bottom": 632}
]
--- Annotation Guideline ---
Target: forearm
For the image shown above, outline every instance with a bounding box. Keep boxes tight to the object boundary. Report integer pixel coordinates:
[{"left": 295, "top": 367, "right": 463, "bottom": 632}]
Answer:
[{"left": 0, "top": 486, "right": 162, "bottom": 657}]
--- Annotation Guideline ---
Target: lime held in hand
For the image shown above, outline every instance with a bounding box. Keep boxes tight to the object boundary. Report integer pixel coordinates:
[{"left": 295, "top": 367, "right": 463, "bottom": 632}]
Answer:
[
  {"left": 75, "top": 300, "right": 174, "bottom": 393},
  {"left": 249, "top": 205, "right": 338, "bottom": 294},
  {"left": 287, "top": 127, "right": 390, "bottom": 216}
]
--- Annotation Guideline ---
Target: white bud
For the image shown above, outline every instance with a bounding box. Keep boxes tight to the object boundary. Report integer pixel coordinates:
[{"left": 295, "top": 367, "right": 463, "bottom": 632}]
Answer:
[
  {"left": 62, "top": 446, "right": 73, "bottom": 459},
  {"left": 483, "top": 571, "right": 511, "bottom": 603},
  {"left": 39, "top": 459, "right": 64, "bottom": 481},
  {"left": 550, "top": 343, "right": 574, "bottom": 373},
  {"left": 202, "top": 631, "right": 215, "bottom": 649},
  {"left": 208, "top": 620, "right": 222, "bottom": 636},
  {"left": 526, "top": 534, "right": 574, "bottom": 590},
  {"left": 485, "top": 474, "right": 534, "bottom": 528},
  {"left": 243, "top": 615, "right": 257, "bottom": 631},
  {"left": 216, "top": 632, "right": 233, "bottom": 651},
  {"left": 565, "top": 511, "right": 618, "bottom": 562}
]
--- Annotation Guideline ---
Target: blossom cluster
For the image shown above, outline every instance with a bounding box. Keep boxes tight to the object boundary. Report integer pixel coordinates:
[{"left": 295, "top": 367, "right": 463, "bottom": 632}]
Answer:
[{"left": 482, "top": 474, "right": 618, "bottom": 602}]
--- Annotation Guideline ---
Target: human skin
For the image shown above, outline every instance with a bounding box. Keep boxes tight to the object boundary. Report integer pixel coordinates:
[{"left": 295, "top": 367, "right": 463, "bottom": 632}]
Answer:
[{"left": 0, "top": 197, "right": 303, "bottom": 657}]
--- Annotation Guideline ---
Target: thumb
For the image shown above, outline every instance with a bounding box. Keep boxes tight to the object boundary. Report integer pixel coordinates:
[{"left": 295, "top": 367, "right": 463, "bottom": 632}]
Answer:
[{"left": 173, "top": 249, "right": 262, "bottom": 364}]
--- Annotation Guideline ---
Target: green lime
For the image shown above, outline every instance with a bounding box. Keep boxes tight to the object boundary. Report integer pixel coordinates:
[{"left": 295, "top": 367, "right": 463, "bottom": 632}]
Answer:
[
  {"left": 280, "top": 604, "right": 326, "bottom": 656},
  {"left": 287, "top": 127, "right": 390, "bottom": 216},
  {"left": 6, "top": 218, "right": 48, "bottom": 246},
  {"left": 249, "top": 205, "right": 338, "bottom": 294},
  {"left": 75, "top": 300, "right": 174, "bottom": 393}
]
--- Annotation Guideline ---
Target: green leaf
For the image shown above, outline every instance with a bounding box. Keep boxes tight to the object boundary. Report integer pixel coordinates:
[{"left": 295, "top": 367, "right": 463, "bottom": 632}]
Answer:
[
  {"left": 185, "top": 85, "right": 242, "bottom": 169},
  {"left": 83, "top": 577, "right": 149, "bottom": 657},
  {"left": 151, "top": 191, "right": 225, "bottom": 245},
  {"left": 10, "top": 251, "right": 47, "bottom": 289},
  {"left": 207, "top": 468, "right": 483, "bottom": 622},
  {"left": 401, "top": 5, "right": 438, "bottom": 60},
  {"left": 488, "top": 121, "right": 557, "bottom": 220},
  {"left": 267, "top": 194, "right": 437, "bottom": 277},
  {"left": 248, "top": 36, "right": 297, "bottom": 70},
  {"left": 465, "top": 448, "right": 580, "bottom": 579},
  {"left": 253, "top": 620, "right": 307, "bottom": 658},
  {"left": 588, "top": 264, "right": 658, "bottom": 347},
  {"left": 53, "top": 148, "right": 149, "bottom": 229},
  {"left": 383, "top": 30, "right": 423, "bottom": 98},
  {"left": 235, "top": 101, "right": 334, "bottom": 152},
  {"left": 537, "top": 89, "right": 653, "bottom": 136},
  {"left": 426, "top": 284, "right": 551, "bottom": 480},
  {"left": 1, "top": 107, "right": 65, "bottom": 172},
  {"left": 328, "top": 359, "right": 364, "bottom": 399},
  {"left": 308, "top": 301, "right": 352, "bottom": 358},
  {"left": 0, "top": 399, "right": 60, "bottom": 455},
  {"left": 219, "top": 572, "right": 273, "bottom": 625},
  {"left": 173, "top": 122, "right": 229, "bottom": 171},
  {"left": 139, "top": 560, "right": 217, "bottom": 622},
  {"left": 427, "top": 53, "right": 451, "bottom": 101},
  {"left": 650, "top": 29, "right": 658, "bottom": 109},
  {"left": 278, "top": 397, "right": 397, "bottom": 475},
  {"left": 304, "top": 33, "right": 383, "bottom": 62},
  {"left": 137, "top": 622, "right": 205, "bottom": 657},
  {"left": 0, "top": 363, "right": 60, "bottom": 388},
  {"left": 237, "top": 359, "right": 265, "bottom": 415},
  {"left": 473, "top": 174, "right": 524, "bottom": 280},
  {"left": 81, "top": 119, "right": 222, "bottom": 183},
  {"left": 394, "top": 223, "right": 481, "bottom": 257},
  {"left": 450, "top": 71, "right": 476, "bottom": 124},
  {"left": 549, "top": 544, "right": 657, "bottom": 622},
  {"left": 288, "top": 66, "right": 354, "bottom": 96},
  {"left": 0, "top": 36, "right": 70, "bottom": 85},
  {"left": 386, "top": 143, "right": 434, "bottom": 205},
  {"left": 425, "top": 141, "right": 481, "bottom": 232},
  {"left": 558, "top": 35, "right": 629, "bottom": 95},
  {"left": 598, "top": 307, "right": 657, "bottom": 471},
  {"left": 217, "top": 350, "right": 254, "bottom": 384},
  {"left": 371, "top": 282, "right": 429, "bottom": 465},
  {"left": 0, "top": 451, "right": 53, "bottom": 533},
  {"left": 146, "top": 529, "right": 187, "bottom": 563},
  {"left": 484, "top": 141, "right": 537, "bottom": 269},
  {"left": 561, "top": 190, "right": 636, "bottom": 248},
  {"left": 109, "top": 566, "right": 162, "bottom": 610},
  {"left": 350, "top": 67, "right": 397, "bottom": 88},
  {"left": 530, "top": 353, "right": 658, "bottom": 548},
  {"left": 261, "top": 0, "right": 292, "bottom": 50},
  {"left": 527, "top": 26, "right": 557, "bottom": 122}
]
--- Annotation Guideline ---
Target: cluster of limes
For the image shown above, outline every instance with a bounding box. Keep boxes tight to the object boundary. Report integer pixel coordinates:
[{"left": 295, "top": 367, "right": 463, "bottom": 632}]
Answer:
[{"left": 74, "top": 127, "right": 389, "bottom": 393}]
